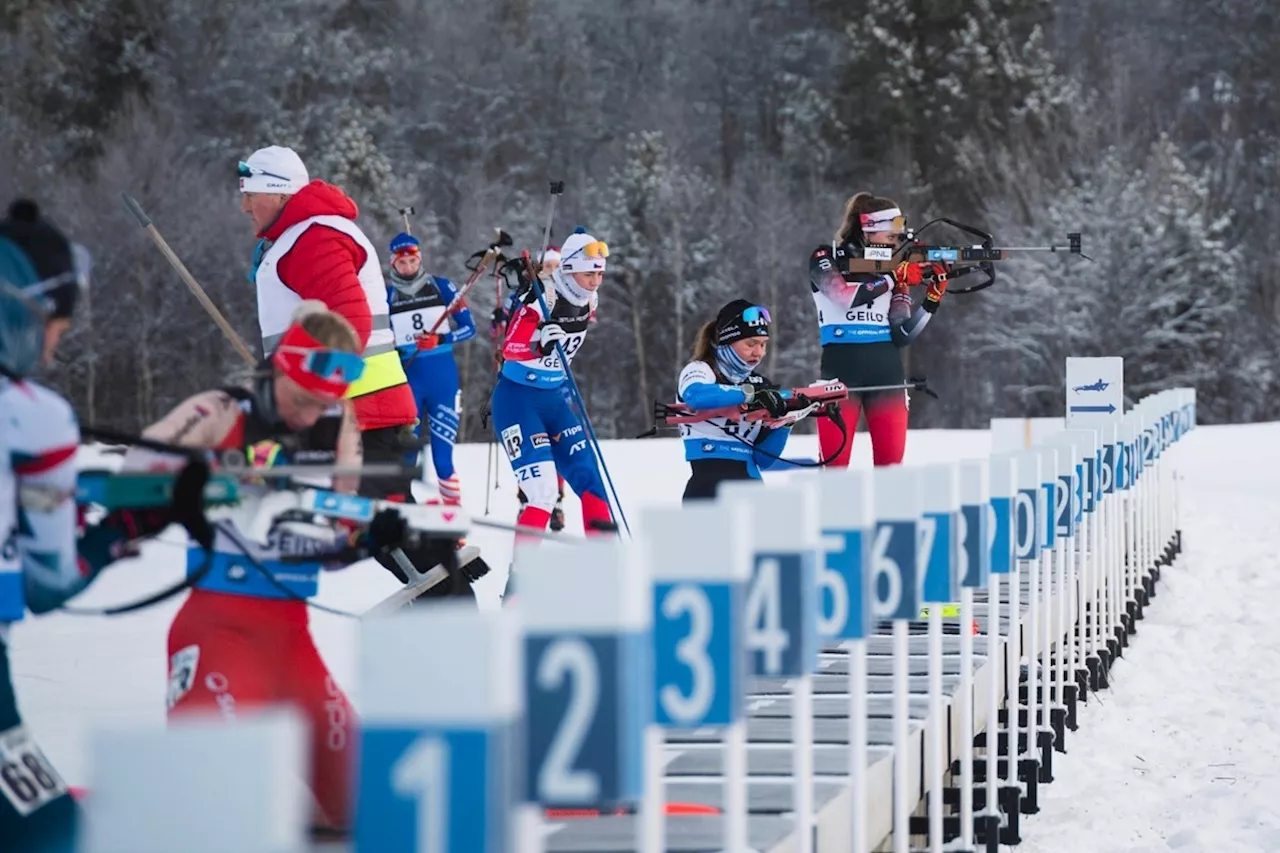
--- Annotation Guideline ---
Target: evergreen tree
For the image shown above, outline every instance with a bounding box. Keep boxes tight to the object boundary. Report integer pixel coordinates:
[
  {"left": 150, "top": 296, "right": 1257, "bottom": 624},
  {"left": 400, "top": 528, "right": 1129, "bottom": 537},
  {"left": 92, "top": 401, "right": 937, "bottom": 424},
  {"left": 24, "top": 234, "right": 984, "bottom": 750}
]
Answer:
[{"left": 837, "top": 0, "right": 1072, "bottom": 215}]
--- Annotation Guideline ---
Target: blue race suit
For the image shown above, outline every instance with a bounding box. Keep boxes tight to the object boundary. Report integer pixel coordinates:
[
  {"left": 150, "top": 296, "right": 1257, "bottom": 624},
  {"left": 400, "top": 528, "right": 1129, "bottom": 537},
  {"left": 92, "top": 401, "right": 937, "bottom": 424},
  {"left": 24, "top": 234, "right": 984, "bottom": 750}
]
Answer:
[
  {"left": 489, "top": 279, "right": 611, "bottom": 533},
  {"left": 387, "top": 270, "right": 476, "bottom": 502}
]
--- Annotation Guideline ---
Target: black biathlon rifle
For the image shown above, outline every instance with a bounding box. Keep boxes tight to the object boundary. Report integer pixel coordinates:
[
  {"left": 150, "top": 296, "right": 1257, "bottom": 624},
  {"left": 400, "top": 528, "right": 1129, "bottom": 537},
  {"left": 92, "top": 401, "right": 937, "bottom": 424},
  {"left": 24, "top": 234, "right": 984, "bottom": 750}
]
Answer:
[
  {"left": 842, "top": 217, "right": 1091, "bottom": 294},
  {"left": 638, "top": 377, "right": 936, "bottom": 437}
]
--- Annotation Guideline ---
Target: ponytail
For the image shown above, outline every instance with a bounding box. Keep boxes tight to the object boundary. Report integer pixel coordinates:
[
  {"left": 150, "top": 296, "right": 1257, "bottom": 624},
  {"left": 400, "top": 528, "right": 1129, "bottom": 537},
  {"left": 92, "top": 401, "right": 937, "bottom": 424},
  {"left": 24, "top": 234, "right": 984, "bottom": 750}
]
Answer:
[
  {"left": 689, "top": 319, "right": 730, "bottom": 383},
  {"left": 835, "top": 191, "right": 900, "bottom": 248},
  {"left": 690, "top": 320, "right": 717, "bottom": 365}
]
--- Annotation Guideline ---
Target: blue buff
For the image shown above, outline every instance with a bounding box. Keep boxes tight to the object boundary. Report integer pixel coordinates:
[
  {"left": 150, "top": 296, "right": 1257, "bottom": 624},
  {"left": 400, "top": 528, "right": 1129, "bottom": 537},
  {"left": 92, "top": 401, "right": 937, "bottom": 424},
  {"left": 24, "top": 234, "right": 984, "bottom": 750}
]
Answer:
[{"left": 714, "top": 345, "right": 754, "bottom": 383}]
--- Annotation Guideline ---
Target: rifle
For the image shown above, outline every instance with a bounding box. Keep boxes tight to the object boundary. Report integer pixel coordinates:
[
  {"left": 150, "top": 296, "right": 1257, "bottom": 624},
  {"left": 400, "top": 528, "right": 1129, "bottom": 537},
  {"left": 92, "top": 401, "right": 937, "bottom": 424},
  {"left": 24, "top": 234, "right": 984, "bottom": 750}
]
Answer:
[
  {"left": 641, "top": 378, "right": 937, "bottom": 439},
  {"left": 839, "top": 217, "right": 1089, "bottom": 294}
]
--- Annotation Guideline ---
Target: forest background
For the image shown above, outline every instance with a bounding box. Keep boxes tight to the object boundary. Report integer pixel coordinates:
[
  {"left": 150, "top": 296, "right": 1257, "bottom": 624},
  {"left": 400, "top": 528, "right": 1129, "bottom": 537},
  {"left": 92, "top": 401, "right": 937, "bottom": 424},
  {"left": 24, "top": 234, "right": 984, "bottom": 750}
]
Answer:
[{"left": 2, "top": 0, "right": 1270, "bottom": 439}]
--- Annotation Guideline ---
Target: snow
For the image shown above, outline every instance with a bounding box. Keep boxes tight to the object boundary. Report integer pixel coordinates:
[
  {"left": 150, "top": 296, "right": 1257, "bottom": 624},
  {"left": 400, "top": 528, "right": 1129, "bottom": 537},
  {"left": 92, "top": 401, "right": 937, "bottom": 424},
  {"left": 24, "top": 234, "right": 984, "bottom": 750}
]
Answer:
[
  {"left": 8, "top": 422, "right": 1272, "bottom": 851},
  {"left": 1020, "top": 422, "right": 1280, "bottom": 853}
]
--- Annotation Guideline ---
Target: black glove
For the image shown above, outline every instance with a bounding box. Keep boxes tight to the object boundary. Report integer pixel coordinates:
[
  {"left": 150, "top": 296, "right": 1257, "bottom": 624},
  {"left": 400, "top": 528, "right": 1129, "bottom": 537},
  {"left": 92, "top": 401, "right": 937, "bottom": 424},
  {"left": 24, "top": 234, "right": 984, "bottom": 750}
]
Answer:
[
  {"left": 99, "top": 459, "right": 213, "bottom": 551},
  {"left": 364, "top": 508, "right": 410, "bottom": 554},
  {"left": 754, "top": 388, "right": 789, "bottom": 418},
  {"left": 171, "top": 460, "right": 214, "bottom": 551}
]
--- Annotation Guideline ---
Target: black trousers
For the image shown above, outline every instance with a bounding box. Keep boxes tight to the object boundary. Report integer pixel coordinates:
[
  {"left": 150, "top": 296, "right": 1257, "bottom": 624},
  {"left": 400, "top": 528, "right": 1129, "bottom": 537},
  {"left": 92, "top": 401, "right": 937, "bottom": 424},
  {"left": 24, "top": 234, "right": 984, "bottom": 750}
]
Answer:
[
  {"left": 358, "top": 426, "right": 475, "bottom": 599},
  {"left": 682, "top": 458, "right": 758, "bottom": 502}
]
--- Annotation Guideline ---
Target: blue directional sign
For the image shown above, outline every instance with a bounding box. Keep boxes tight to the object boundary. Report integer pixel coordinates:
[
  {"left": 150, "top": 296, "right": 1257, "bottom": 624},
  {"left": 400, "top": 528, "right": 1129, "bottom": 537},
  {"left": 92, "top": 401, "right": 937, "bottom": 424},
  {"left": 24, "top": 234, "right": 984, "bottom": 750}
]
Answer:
[
  {"left": 517, "top": 540, "right": 651, "bottom": 807},
  {"left": 356, "top": 605, "right": 522, "bottom": 853},
  {"left": 1065, "top": 357, "right": 1124, "bottom": 431},
  {"left": 642, "top": 503, "right": 750, "bottom": 729}
]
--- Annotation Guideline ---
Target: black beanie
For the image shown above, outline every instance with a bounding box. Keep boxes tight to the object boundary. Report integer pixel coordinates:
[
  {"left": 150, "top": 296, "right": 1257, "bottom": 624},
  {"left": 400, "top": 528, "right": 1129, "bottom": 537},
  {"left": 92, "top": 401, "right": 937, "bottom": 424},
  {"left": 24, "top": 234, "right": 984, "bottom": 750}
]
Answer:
[
  {"left": 715, "top": 299, "right": 770, "bottom": 345},
  {"left": 0, "top": 199, "right": 79, "bottom": 318}
]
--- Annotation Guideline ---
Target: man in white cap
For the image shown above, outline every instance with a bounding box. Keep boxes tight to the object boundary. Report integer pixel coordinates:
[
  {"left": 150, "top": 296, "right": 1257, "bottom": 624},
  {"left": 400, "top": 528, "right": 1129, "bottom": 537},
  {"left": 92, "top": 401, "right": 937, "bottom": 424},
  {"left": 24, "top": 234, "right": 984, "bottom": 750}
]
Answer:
[{"left": 239, "top": 146, "right": 421, "bottom": 507}]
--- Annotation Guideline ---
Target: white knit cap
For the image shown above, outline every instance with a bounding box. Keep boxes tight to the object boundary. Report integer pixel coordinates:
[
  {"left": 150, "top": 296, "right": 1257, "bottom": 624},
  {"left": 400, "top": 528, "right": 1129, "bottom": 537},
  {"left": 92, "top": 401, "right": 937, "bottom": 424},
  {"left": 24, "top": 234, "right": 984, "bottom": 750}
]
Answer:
[
  {"left": 239, "top": 146, "right": 310, "bottom": 195},
  {"left": 558, "top": 231, "right": 607, "bottom": 274}
]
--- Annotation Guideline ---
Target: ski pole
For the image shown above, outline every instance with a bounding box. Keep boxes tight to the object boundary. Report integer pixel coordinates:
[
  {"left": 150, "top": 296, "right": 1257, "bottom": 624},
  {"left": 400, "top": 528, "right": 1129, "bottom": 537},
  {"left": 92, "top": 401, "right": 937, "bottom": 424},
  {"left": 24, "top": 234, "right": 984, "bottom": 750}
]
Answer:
[
  {"left": 121, "top": 193, "right": 257, "bottom": 367},
  {"left": 424, "top": 229, "right": 514, "bottom": 338},
  {"left": 484, "top": 437, "right": 495, "bottom": 516}
]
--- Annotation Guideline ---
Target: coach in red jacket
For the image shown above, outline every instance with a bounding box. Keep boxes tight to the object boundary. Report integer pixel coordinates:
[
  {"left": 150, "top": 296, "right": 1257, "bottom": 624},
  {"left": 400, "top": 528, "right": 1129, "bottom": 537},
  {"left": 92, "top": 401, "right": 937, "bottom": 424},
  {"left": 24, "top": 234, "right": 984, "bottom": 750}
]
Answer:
[{"left": 239, "top": 145, "right": 419, "bottom": 502}]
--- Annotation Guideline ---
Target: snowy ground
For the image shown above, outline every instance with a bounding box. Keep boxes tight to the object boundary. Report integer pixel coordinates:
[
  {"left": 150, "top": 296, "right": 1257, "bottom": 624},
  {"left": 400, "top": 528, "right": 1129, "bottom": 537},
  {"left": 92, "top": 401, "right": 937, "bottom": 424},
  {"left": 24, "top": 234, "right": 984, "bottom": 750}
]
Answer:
[
  {"left": 9, "top": 422, "right": 1277, "bottom": 851},
  {"left": 1019, "top": 422, "right": 1280, "bottom": 853}
]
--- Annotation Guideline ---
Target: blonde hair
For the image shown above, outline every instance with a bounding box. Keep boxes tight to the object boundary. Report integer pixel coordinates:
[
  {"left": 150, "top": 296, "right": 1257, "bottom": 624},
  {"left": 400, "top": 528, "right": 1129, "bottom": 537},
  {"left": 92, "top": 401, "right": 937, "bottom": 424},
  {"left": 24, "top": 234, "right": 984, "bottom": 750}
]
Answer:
[
  {"left": 688, "top": 318, "right": 737, "bottom": 384},
  {"left": 834, "top": 191, "right": 900, "bottom": 247},
  {"left": 291, "top": 299, "right": 360, "bottom": 353}
]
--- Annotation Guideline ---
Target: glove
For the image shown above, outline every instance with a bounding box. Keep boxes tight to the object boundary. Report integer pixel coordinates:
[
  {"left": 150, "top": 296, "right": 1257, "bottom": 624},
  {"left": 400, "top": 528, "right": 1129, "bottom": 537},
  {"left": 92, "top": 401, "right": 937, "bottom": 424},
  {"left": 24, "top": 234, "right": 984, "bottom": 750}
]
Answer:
[
  {"left": 415, "top": 333, "right": 441, "bottom": 350},
  {"left": 893, "top": 261, "right": 926, "bottom": 287},
  {"left": 537, "top": 322, "right": 569, "bottom": 355},
  {"left": 923, "top": 263, "right": 949, "bottom": 310},
  {"left": 754, "top": 388, "right": 789, "bottom": 418},
  {"left": 363, "top": 507, "right": 410, "bottom": 554}
]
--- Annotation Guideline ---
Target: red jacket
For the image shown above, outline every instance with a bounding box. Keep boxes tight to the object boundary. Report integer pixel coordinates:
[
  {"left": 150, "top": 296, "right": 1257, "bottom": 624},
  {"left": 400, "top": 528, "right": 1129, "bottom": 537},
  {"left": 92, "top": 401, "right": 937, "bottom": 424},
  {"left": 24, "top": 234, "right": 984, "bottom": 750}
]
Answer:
[{"left": 261, "top": 181, "right": 416, "bottom": 432}]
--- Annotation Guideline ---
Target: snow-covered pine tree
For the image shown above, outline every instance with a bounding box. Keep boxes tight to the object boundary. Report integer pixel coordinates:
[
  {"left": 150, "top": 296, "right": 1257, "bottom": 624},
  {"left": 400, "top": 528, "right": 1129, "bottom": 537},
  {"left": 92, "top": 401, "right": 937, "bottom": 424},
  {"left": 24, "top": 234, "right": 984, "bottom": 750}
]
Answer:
[
  {"left": 837, "top": 0, "right": 1073, "bottom": 217},
  {"left": 971, "top": 135, "right": 1258, "bottom": 422},
  {"left": 587, "top": 131, "right": 728, "bottom": 437}
]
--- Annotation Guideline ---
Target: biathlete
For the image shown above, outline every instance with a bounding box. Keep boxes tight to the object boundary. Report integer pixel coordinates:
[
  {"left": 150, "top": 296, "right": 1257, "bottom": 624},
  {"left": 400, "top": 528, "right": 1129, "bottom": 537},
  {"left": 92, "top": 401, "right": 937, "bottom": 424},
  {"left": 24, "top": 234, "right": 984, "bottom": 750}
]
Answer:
[
  {"left": 385, "top": 232, "right": 476, "bottom": 505},
  {"left": 122, "top": 301, "right": 425, "bottom": 836},
  {"left": 808, "top": 192, "right": 949, "bottom": 467},
  {"left": 0, "top": 199, "right": 210, "bottom": 852},
  {"left": 677, "top": 300, "right": 812, "bottom": 500},
  {"left": 489, "top": 230, "right": 614, "bottom": 540},
  {"left": 491, "top": 246, "right": 569, "bottom": 531}
]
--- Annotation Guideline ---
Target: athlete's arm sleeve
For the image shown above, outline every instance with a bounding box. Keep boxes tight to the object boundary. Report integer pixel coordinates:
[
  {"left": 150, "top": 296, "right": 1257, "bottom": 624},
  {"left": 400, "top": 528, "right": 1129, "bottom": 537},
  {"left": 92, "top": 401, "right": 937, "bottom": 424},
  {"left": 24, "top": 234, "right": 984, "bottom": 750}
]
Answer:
[
  {"left": 888, "top": 289, "right": 934, "bottom": 347},
  {"left": 118, "top": 391, "right": 238, "bottom": 472},
  {"left": 678, "top": 361, "right": 750, "bottom": 410},
  {"left": 809, "top": 248, "right": 891, "bottom": 305},
  {"left": 753, "top": 425, "right": 793, "bottom": 471},
  {"left": 332, "top": 401, "right": 363, "bottom": 495},
  {"left": 500, "top": 305, "right": 543, "bottom": 362},
  {"left": 437, "top": 278, "right": 477, "bottom": 345},
  {"left": 10, "top": 392, "right": 95, "bottom": 614},
  {"left": 278, "top": 227, "right": 374, "bottom": 348}
]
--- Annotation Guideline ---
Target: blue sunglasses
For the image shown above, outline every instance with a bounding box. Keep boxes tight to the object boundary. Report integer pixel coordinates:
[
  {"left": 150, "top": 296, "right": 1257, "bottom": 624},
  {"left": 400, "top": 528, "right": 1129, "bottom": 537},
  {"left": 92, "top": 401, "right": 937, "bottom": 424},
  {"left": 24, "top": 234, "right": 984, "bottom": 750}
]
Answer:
[
  {"left": 304, "top": 349, "right": 365, "bottom": 383},
  {"left": 238, "top": 161, "right": 292, "bottom": 182},
  {"left": 277, "top": 346, "right": 366, "bottom": 384},
  {"left": 742, "top": 305, "right": 771, "bottom": 325}
]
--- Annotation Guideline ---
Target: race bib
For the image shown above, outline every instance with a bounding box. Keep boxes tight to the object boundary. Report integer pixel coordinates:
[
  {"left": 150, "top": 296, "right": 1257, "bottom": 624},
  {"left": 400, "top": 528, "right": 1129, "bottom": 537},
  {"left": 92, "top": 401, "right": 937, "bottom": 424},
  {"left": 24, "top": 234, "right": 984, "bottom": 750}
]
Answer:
[
  {"left": 538, "top": 331, "right": 586, "bottom": 370},
  {"left": 390, "top": 306, "right": 446, "bottom": 344},
  {"left": 167, "top": 644, "right": 201, "bottom": 709},
  {"left": 0, "top": 725, "right": 68, "bottom": 817}
]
